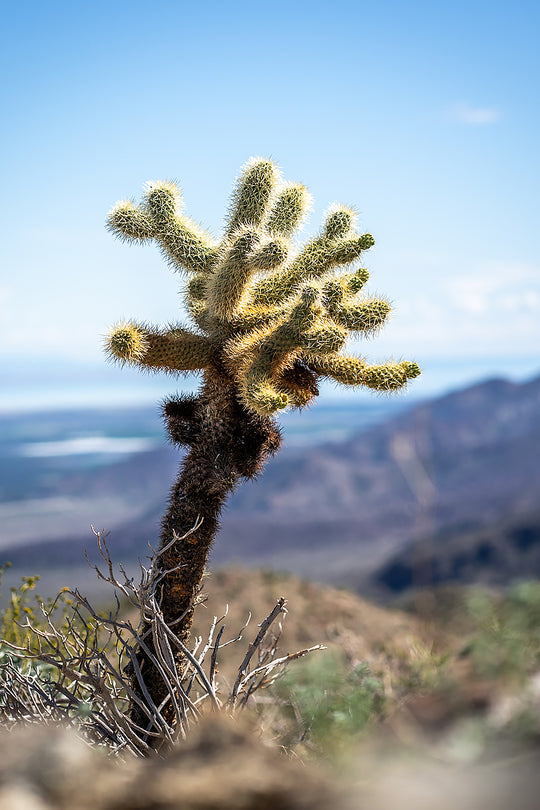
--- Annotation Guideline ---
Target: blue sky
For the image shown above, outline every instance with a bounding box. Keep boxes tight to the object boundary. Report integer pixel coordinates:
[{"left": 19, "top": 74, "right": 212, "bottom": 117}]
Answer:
[{"left": 2, "top": 0, "right": 539, "bottom": 405}]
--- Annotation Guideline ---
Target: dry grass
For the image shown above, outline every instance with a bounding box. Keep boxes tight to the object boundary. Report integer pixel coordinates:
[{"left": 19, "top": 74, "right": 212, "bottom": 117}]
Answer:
[{"left": 193, "top": 567, "right": 430, "bottom": 690}]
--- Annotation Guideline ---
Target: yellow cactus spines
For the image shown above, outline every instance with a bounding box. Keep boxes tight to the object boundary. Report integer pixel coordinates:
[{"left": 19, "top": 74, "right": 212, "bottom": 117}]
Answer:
[
  {"left": 106, "top": 157, "right": 420, "bottom": 417},
  {"left": 250, "top": 231, "right": 375, "bottom": 307},
  {"left": 241, "top": 370, "right": 290, "bottom": 414},
  {"left": 248, "top": 235, "right": 289, "bottom": 271},
  {"left": 306, "top": 354, "right": 421, "bottom": 391},
  {"left": 323, "top": 205, "right": 357, "bottom": 240},
  {"left": 136, "top": 326, "right": 213, "bottom": 372},
  {"left": 346, "top": 267, "right": 370, "bottom": 293},
  {"left": 105, "top": 322, "right": 212, "bottom": 372},
  {"left": 251, "top": 313, "right": 308, "bottom": 363},
  {"left": 300, "top": 320, "right": 348, "bottom": 354},
  {"left": 226, "top": 158, "right": 279, "bottom": 235},
  {"left": 184, "top": 273, "right": 212, "bottom": 331},
  {"left": 329, "top": 297, "right": 391, "bottom": 334},
  {"left": 321, "top": 278, "right": 346, "bottom": 308},
  {"left": 228, "top": 303, "right": 285, "bottom": 333},
  {"left": 325, "top": 233, "right": 375, "bottom": 265},
  {"left": 185, "top": 273, "right": 208, "bottom": 306},
  {"left": 158, "top": 213, "right": 217, "bottom": 274},
  {"left": 321, "top": 269, "right": 369, "bottom": 306},
  {"left": 106, "top": 201, "right": 155, "bottom": 243},
  {"left": 266, "top": 183, "right": 312, "bottom": 236},
  {"left": 110, "top": 180, "right": 218, "bottom": 275},
  {"left": 105, "top": 321, "right": 149, "bottom": 362},
  {"left": 360, "top": 360, "right": 421, "bottom": 390},
  {"left": 142, "top": 181, "right": 218, "bottom": 274},
  {"left": 222, "top": 323, "right": 272, "bottom": 377},
  {"left": 143, "top": 180, "right": 182, "bottom": 225},
  {"left": 234, "top": 289, "right": 323, "bottom": 413},
  {"left": 206, "top": 227, "right": 260, "bottom": 321},
  {"left": 242, "top": 344, "right": 300, "bottom": 410},
  {"left": 291, "top": 233, "right": 374, "bottom": 280}
]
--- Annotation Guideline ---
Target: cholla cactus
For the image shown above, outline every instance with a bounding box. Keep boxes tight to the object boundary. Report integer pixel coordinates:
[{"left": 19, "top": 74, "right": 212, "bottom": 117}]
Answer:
[
  {"left": 106, "top": 159, "right": 419, "bottom": 414},
  {"left": 105, "top": 158, "right": 420, "bottom": 725}
]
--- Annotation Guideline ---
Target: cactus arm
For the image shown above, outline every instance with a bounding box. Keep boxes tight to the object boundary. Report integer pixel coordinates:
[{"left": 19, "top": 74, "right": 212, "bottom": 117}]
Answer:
[
  {"left": 346, "top": 267, "right": 371, "bottom": 293},
  {"left": 184, "top": 272, "right": 208, "bottom": 315},
  {"left": 143, "top": 326, "right": 213, "bottom": 372},
  {"left": 299, "top": 319, "right": 348, "bottom": 354},
  {"left": 321, "top": 268, "right": 371, "bottom": 304},
  {"left": 106, "top": 200, "right": 156, "bottom": 243},
  {"left": 225, "top": 158, "right": 280, "bottom": 236},
  {"left": 228, "top": 304, "right": 286, "bottom": 333},
  {"left": 295, "top": 233, "right": 375, "bottom": 277},
  {"left": 108, "top": 183, "right": 217, "bottom": 272},
  {"left": 247, "top": 234, "right": 290, "bottom": 271},
  {"left": 265, "top": 182, "right": 312, "bottom": 236},
  {"left": 326, "top": 297, "right": 391, "bottom": 334},
  {"left": 205, "top": 228, "right": 260, "bottom": 322},
  {"left": 142, "top": 181, "right": 218, "bottom": 274},
  {"left": 239, "top": 366, "right": 291, "bottom": 415},
  {"left": 105, "top": 321, "right": 213, "bottom": 372},
  {"left": 235, "top": 288, "right": 322, "bottom": 414},
  {"left": 156, "top": 214, "right": 218, "bottom": 274},
  {"left": 306, "top": 353, "right": 421, "bottom": 391},
  {"left": 322, "top": 205, "right": 358, "bottom": 239},
  {"left": 250, "top": 232, "right": 375, "bottom": 306},
  {"left": 275, "top": 360, "right": 319, "bottom": 408},
  {"left": 162, "top": 394, "right": 201, "bottom": 448}
]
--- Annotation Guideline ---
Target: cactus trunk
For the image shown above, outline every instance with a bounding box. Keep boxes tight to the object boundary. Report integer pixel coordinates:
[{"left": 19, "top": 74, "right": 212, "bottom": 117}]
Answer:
[{"left": 131, "top": 365, "right": 281, "bottom": 728}]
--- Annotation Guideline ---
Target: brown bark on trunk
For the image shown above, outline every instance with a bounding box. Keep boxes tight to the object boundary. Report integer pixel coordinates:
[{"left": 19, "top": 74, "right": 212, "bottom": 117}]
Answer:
[{"left": 130, "top": 366, "right": 281, "bottom": 733}]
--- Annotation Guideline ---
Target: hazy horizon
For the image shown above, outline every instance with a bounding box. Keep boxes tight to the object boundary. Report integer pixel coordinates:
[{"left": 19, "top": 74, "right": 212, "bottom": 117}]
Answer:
[{"left": 2, "top": 353, "right": 539, "bottom": 414}]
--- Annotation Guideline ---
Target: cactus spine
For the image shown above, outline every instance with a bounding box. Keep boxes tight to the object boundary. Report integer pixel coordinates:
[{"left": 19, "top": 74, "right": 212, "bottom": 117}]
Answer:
[{"left": 105, "top": 158, "right": 420, "bottom": 726}]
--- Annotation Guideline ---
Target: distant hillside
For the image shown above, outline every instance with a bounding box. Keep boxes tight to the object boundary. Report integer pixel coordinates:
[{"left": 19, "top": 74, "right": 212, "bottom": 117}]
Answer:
[
  {"left": 217, "top": 374, "right": 540, "bottom": 590},
  {"left": 189, "top": 567, "right": 425, "bottom": 684},
  {"left": 376, "top": 508, "right": 540, "bottom": 594},
  {"left": 3, "top": 373, "right": 540, "bottom": 593}
]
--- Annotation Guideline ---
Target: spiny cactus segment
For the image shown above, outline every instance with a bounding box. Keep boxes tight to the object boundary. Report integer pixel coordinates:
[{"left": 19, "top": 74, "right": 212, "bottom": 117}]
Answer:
[{"left": 105, "top": 157, "right": 420, "bottom": 414}]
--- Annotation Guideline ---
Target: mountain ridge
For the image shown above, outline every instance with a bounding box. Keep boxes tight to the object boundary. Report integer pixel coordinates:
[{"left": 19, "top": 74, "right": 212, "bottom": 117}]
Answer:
[{"left": 2, "top": 372, "right": 540, "bottom": 594}]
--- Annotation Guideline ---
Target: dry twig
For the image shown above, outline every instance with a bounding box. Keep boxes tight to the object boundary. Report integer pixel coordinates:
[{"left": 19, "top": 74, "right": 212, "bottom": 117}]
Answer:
[{"left": 0, "top": 528, "right": 324, "bottom": 756}]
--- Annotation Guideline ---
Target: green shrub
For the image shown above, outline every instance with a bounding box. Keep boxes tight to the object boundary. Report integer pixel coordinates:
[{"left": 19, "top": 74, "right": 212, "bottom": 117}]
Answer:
[
  {"left": 273, "top": 651, "right": 385, "bottom": 755},
  {"left": 465, "top": 582, "right": 540, "bottom": 684}
]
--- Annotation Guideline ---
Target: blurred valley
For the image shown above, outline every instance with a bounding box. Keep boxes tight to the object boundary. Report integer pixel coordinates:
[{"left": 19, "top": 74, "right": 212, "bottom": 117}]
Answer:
[{"left": 1, "top": 373, "right": 540, "bottom": 598}]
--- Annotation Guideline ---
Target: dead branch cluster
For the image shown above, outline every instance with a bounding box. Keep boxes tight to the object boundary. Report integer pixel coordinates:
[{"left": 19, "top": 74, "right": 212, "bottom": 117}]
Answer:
[{"left": 0, "top": 528, "right": 323, "bottom": 756}]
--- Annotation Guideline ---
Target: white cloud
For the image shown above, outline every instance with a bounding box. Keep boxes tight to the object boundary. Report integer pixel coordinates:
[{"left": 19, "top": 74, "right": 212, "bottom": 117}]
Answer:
[
  {"left": 363, "top": 260, "right": 540, "bottom": 359},
  {"left": 445, "top": 263, "right": 540, "bottom": 316},
  {"left": 449, "top": 103, "right": 502, "bottom": 125},
  {"left": 446, "top": 276, "right": 499, "bottom": 314}
]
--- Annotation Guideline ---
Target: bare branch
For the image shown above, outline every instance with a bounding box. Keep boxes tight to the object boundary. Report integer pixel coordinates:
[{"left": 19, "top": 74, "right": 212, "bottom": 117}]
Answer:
[
  {"left": 229, "top": 598, "right": 288, "bottom": 707},
  {"left": 0, "top": 530, "right": 323, "bottom": 755}
]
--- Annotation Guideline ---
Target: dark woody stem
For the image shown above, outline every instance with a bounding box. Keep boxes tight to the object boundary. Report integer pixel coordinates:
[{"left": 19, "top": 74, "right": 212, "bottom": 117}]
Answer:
[{"left": 130, "top": 366, "right": 281, "bottom": 732}]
